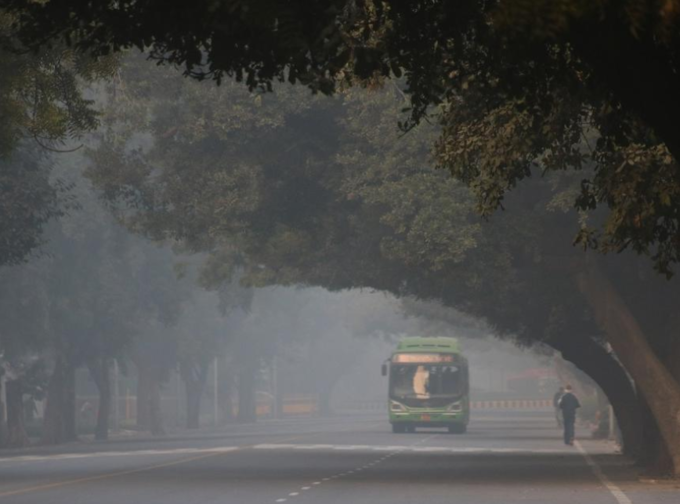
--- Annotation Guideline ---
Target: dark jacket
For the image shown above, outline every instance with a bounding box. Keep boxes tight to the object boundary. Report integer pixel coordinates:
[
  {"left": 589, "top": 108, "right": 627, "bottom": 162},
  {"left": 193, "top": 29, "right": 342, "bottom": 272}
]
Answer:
[{"left": 559, "top": 392, "right": 580, "bottom": 415}]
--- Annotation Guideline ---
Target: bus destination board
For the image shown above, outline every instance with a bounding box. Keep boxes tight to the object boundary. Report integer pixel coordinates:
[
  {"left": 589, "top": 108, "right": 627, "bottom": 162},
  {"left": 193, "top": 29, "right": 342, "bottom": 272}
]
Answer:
[{"left": 392, "top": 353, "right": 455, "bottom": 363}]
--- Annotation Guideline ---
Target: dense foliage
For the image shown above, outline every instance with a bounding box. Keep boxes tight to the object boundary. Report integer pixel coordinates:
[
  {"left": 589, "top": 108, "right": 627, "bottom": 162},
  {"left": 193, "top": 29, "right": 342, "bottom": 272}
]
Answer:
[
  {"left": 7, "top": 1, "right": 680, "bottom": 272},
  {"left": 0, "top": 12, "right": 114, "bottom": 266}
]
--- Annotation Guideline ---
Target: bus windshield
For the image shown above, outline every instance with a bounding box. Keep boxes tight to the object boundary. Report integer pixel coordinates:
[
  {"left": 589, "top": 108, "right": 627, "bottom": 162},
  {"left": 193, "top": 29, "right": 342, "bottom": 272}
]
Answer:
[{"left": 389, "top": 363, "right": 462, "bottom": 399}]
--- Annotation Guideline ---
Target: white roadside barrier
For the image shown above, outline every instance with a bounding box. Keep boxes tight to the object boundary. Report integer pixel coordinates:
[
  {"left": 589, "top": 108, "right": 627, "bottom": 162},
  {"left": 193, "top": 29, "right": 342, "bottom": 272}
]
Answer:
[{"left": 337, "top": 399, "right": 553, "bottom": 412}]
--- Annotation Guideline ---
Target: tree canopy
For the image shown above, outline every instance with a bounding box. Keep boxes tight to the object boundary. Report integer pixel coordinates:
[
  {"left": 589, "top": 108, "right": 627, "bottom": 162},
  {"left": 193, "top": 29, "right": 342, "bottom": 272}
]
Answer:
[
  {"left": 6, "top": 1, "right": 680, "bottom": 274},
  {"left": 0, "top": 11, "right": 115, "bottom": 266}
]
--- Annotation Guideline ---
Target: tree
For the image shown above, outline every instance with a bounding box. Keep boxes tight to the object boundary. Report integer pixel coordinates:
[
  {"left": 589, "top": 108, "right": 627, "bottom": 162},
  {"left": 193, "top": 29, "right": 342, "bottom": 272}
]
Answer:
[
  {"left": 294, "top": 289, "right": 419, "bottom": 416},
  {"left": 1, "top": 150, "right": 193, "bottom": 444},
  {"left": 0, "top": 12, "right": 114, "bottom": 267},
  {"left": 173, "top": 277, "right": 252, "bottom": 429},
  {"left": 0, "top": 256, "right": 52, "bottom": 447},
  {"left": 0, "top": 20, "right": 114, "bottom": 446},
  {"left": 85, "top": 60, "right": 668, "bottom": 469},
  {"left": 126, "top": 248, "right": 190, "bottom": 436},
  {"left": 223, "top": 288, "right": 312, "bottom": 424},
  {"left": 33, "top": 158, "right": 159, "bottom": 443},
  {"left": 0, "top": 17, "right": 114, "bottom": 446},
  {"left": 8, "top": 1, "right": 680, "bottom": 269},
  {"left": 214, "top": 286, "right": 413, "bottom": 421}
]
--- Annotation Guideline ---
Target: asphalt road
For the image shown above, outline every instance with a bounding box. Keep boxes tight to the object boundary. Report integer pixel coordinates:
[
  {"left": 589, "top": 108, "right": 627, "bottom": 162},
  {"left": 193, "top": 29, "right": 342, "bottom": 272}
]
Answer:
[{"left": 0, "top": 411, "right": 678, "bottom": 504}]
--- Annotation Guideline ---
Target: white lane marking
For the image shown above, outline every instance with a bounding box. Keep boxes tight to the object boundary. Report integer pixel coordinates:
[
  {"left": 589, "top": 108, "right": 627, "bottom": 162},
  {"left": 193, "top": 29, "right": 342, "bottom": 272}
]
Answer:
[
  {"left": 254, "top": 444, "right": 299, "bottom": 450},
  {"left": 411, "top": 447, "right": 450, "bottom": 452},
  {"left": 575, "top": 441, "right": 632, "bottom": 504},
  {"left": 295, "top": 444, "right": 335, "bottom": 450},
  {"left": 271, "top": 433, "right": 437, "bottom": 502},
  {"left": 0, "top": 446, "right": 239, "bottom": 464}
]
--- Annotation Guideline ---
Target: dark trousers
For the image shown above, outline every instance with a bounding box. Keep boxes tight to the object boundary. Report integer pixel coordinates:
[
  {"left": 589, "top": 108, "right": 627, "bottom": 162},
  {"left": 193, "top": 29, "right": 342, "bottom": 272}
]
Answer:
[{"left": 563, "top": 412, "right": 575, "bottom": 444}]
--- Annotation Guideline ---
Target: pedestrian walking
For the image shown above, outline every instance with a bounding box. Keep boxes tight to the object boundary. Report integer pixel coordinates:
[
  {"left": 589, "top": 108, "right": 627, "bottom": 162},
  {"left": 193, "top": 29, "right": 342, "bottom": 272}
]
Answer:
[
  {"left": 553, "top": 386, "right": 564, "bottom": 428},
  {"left": 558, "top": 384, "right": 580, "bottom": 445}
]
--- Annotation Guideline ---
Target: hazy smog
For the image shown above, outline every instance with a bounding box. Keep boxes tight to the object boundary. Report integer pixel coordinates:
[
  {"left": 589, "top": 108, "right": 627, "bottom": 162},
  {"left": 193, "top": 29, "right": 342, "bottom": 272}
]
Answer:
[{"left": 1, "top": 5, "right": 680, "bottom": 503}]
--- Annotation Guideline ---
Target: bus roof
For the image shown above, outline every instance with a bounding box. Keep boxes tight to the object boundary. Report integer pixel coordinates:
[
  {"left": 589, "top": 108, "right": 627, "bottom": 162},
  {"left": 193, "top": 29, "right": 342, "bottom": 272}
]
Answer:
[{"left": 394, "top": 337, "right": 461, "bottom": 354}]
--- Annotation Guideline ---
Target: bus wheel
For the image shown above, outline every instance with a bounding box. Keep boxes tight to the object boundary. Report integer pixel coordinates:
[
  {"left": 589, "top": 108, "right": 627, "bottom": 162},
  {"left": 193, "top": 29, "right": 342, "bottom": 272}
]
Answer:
[
  {"left": 392, "top": 424, "right": 405, "bottom": 434},
  {"left": 448, "top": 424, "right": 466, "bottom": 434},
  {"left": 407, "top": 425, "right": 416, "bottom": 433}
]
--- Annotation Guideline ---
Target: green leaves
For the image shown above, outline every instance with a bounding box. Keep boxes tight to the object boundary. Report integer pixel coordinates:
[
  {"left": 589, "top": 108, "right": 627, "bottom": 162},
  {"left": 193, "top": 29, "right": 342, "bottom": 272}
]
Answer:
[
  {"left": 7, "top": 1, "right": 680, "bottom": 273},
  {"left": 0, "top": 13, "right": 115, "bottom": 268}
]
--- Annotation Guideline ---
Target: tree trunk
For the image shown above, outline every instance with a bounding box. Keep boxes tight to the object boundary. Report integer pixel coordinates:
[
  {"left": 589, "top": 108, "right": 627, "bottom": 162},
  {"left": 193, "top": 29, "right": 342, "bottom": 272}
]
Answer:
[
  {"left": 180, "top": 360, "right": 209, "bottom": 429},
  {"left": 218, "top": 364, "right": 235, "bottom": 425},
  {"left": 641, "top": 321, "right": 680, "bottom": 475},
  {"left": 0, "top": 379, "right": 7, "bottom": 448},
  {"left": 237, "top": 366, "right": 257, "bottom": 424},
  {"left": 5, "top": 379, "right": 29, "bottom": 448},
  {"left": 88, "top": 358, "right": 111, "bottom": 441},
  {"left": 576, "top": 261, "right": 680, "bottom": 476},
  {"left": 637, "top": 396, "right": 673, "bottom": 475},
  {"left": 550, "top": 332, "right": 644, "bottom": 460},
  {"left": 42, "top": 359, "right": 65, "bottom": 445},
  {"left": 136, "top": 364, "right": 165, "bottom": 435},
  {"left": 186, "top": 385, "right": 201, "bottom": 429},
  {"left": 136, "top": 365, "right": 151, "bottom": 431},
  {"left": 148, "top": 370, "right": 164, "bottom": 436},
  {"left": 62, "top": 365, "right": 77, "bottom": 442}
]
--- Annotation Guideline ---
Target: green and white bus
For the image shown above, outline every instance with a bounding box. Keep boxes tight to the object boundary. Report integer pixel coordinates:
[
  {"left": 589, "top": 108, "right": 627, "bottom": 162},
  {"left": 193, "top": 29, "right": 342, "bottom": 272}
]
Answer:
[{"left": 382, "top": 337, "right": 470, "bottom": 434}]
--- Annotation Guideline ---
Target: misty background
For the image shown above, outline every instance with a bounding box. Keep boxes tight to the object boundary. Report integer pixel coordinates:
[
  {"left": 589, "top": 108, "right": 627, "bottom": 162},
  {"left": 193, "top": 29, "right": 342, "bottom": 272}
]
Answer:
[{"left": 0, "top": 52, "right": 603, "bottom": 446}]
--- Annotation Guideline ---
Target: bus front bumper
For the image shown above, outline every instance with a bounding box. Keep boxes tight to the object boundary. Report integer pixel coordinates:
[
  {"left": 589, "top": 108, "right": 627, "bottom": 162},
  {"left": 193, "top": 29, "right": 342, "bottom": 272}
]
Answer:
[{"left": 389, "top": 411, "right": 467, "bottom": 425}]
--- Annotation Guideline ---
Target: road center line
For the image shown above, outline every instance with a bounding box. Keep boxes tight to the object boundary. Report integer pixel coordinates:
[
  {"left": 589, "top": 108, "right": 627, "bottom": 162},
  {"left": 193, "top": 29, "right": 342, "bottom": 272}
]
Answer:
[
  {"left": 0, "top": 429, "right": 328, "bottom": 499},
  {"left": 575, "top": 441, "right": 632, "bottom": 504},
  {"left": 0, "top": 448, "right": 239, "bottom": 499},
  {"left": 270, "top": 433, "right": 437, "bottom": 503}
]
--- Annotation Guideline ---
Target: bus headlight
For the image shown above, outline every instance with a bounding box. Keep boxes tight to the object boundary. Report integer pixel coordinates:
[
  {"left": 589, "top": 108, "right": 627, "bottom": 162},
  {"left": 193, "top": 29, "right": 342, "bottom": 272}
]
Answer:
[
  {"left": 447, "top": 401, "right": 462, "bottom": 412},
  {"left": 390, "top": 400, "right": 407, "bottom": 412}
]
